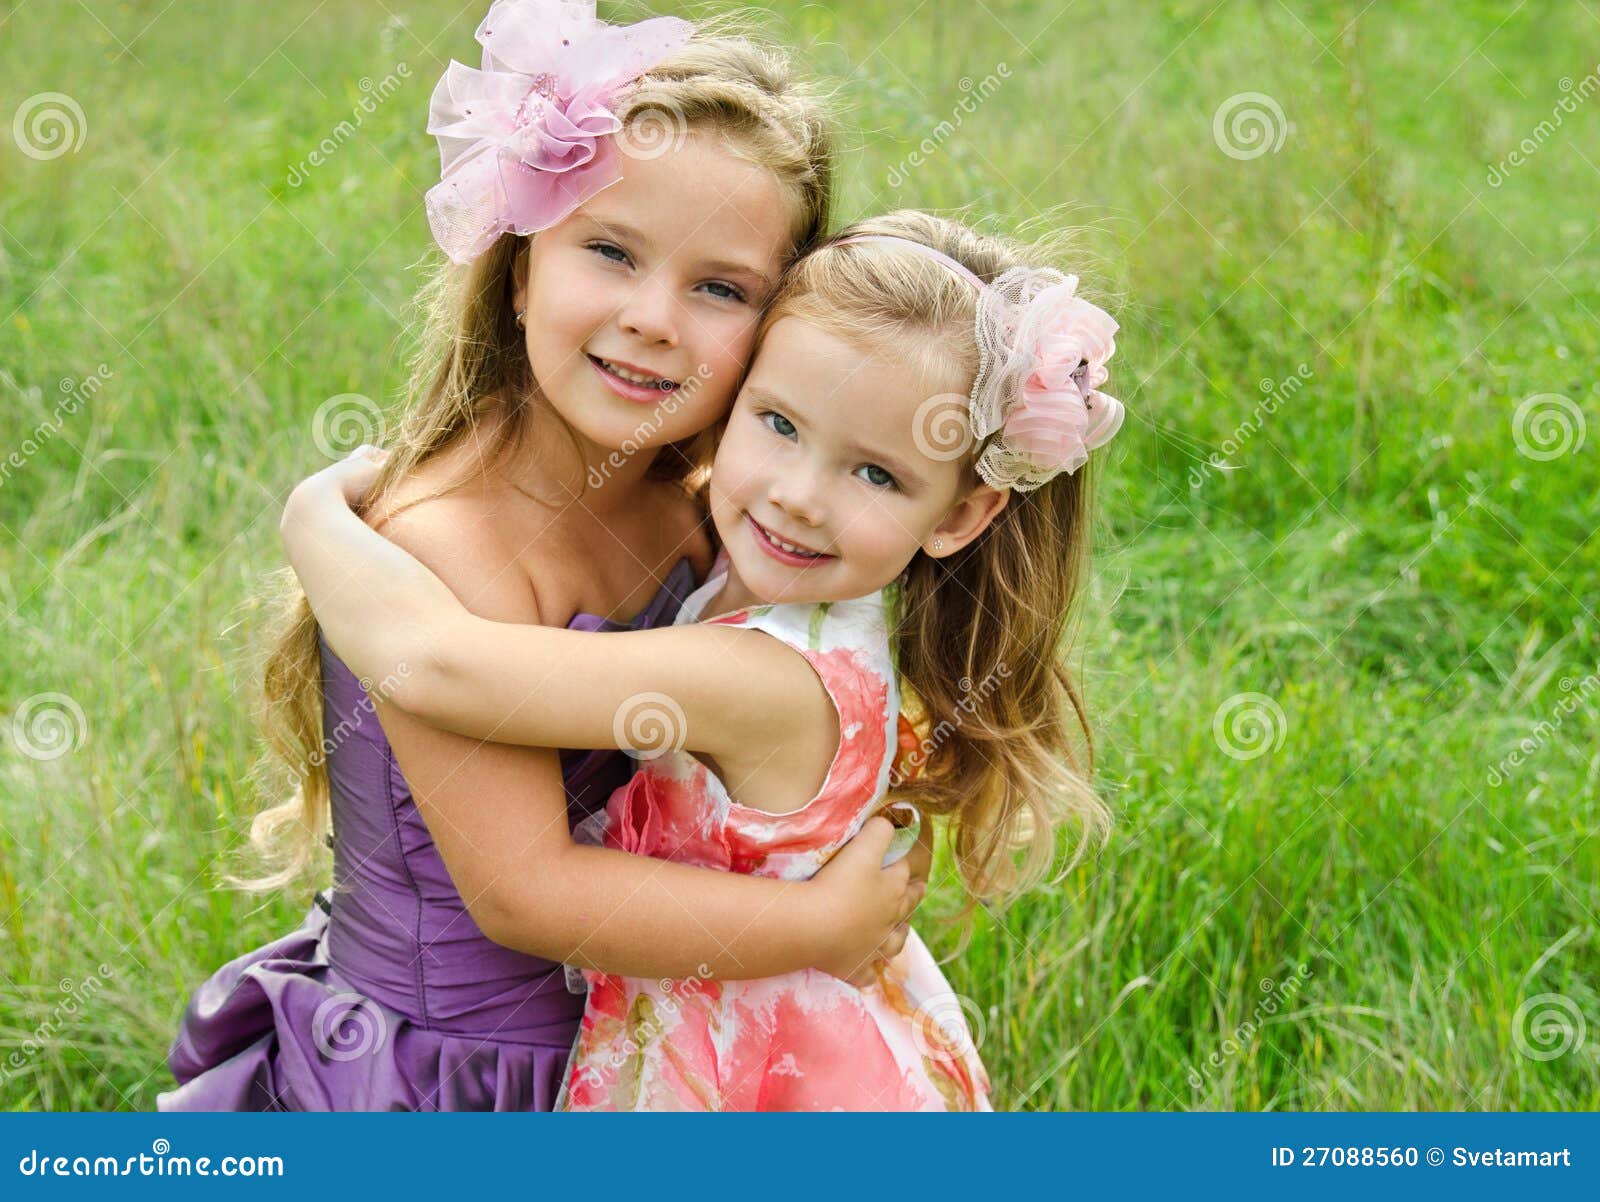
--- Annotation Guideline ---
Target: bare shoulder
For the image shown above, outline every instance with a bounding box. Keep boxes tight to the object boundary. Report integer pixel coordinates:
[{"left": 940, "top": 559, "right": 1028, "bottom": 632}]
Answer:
[{"left": 368, "top": 464, "right": 548, "bottom": 624}]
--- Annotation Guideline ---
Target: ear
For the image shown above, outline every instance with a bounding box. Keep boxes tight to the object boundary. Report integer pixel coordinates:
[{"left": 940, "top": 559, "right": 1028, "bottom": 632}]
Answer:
[{"left": 924, "top": 483, "right": 1010, "bottom": 558}]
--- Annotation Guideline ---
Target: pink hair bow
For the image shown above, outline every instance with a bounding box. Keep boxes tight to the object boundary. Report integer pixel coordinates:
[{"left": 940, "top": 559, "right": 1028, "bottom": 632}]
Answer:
[
  {"left": 424, "top": 0, "right": 692, "bottom": 264},
  {"left": 832, "top": 235, "right": 1124, "bottom": 490},
  {"left": 970, "top": 268, "right": 1124, "bottom": 491}
]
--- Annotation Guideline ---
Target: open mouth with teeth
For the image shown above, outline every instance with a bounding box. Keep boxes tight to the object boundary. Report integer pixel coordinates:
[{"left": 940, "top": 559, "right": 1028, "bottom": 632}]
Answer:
[
  {"left": 588, "top": 354, "right": 679, "bottom": 393},
  {"left": 747, "top": 515, "right": 835, "bottom": 567}
]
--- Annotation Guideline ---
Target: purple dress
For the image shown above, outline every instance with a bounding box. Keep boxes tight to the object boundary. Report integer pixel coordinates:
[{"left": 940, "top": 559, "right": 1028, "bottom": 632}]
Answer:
[{"left": 157, "top": 559, "right": 697, "bottom": 1112}]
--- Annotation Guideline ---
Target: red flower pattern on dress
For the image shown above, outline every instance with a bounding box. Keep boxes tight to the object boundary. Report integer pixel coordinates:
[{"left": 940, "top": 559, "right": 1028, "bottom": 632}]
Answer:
[{"left": 563, "top": 572, "right": 990, "bottom": 1111}]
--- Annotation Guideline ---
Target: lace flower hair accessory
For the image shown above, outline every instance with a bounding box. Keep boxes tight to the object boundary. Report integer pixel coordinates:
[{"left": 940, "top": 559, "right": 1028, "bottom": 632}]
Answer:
[
  {"left": 424, "top": 0, "right": 692, "bottom": 264},
  {"left": 833, "top": 235, "right": 1125, "bottom": 492}
]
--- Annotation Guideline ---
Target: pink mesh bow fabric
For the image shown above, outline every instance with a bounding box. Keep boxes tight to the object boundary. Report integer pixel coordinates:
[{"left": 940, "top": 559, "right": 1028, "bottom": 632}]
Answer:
[{"left": 424, "top": 0, "right": 692, "bottom": 263}]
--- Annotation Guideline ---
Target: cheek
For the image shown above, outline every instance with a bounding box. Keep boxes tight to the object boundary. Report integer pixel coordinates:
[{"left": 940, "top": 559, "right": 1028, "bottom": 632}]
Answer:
[
  {"left": 528, "top": 256, "right": 612, "bottom": 345},
  {"left": 842, "top": 497, "right": 926, "bottom": 564},
  {"left": 709, "top": 428, "right": 757, "bottom": 498},
  {"left": 693, "top": 313, "right": 758, "bottom": 393}
]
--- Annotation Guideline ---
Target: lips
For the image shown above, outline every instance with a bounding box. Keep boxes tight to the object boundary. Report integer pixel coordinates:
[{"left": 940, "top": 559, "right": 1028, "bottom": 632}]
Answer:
[
  {"left": 746, "top": 514, "right": 834, "bottom": 568},
  {"left": 587, "top": 354, "right": 680, "bottom": 404}
]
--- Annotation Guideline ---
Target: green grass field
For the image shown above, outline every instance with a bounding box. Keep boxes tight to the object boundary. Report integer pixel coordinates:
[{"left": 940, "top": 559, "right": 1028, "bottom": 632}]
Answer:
[{"left": 2, "top": 0, "right": 1596, "bottom": 1111}]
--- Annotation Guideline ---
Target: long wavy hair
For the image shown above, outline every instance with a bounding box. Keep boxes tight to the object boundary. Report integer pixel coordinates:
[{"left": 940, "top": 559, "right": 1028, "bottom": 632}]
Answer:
[
  {"left": 757, "top": 210, "right": 1113, "bottom": 909},
  {"left": 241, "top": 21, "right": 835, "bottom": 889}
]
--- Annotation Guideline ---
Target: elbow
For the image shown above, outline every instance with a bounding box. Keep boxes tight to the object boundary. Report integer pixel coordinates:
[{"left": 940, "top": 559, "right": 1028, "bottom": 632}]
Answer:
[
  {"left": 469, "top": 876, "right": 562, "bottom": 960},
  {"left": 368, "top": 625, "right": 455, "bottom": 720},
  {"left": 466, "top": 847, "right": 587, "bottom": 963}
]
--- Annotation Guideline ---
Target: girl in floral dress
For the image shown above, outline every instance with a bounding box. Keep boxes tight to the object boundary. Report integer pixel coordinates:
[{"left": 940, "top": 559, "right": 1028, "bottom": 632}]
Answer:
[{"left": 281, "top": 210, "right": 1122, "bottom": 1110}]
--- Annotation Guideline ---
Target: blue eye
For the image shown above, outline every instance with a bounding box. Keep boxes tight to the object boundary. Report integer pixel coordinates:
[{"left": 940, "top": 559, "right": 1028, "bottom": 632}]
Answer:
[
  {"left": 588, "top": 242, "right": 629, "bottom": 264},
  {"left": 857, "top": 464, "right": 897, "bottom": 490},
  {"left": 761, "top": 411, "right": 796, "bottom": 438},
  {"left": 700, "top": 280, "right": 747, "bottom": 303}
]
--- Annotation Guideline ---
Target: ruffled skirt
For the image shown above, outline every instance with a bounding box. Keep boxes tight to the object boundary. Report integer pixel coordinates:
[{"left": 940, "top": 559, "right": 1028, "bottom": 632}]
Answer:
[
  {"left": 157, "top": 906, "right": 573, "bottom": 1112},
  {"left": 563, "top": 930, "right": 990, "bottom": 1111}
]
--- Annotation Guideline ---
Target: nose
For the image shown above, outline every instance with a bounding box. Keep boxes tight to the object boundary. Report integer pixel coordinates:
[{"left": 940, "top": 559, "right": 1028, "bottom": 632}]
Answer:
[
  {"left": 616, "top": 274, "right": 678, "bottom": 348},
  {"left": 768, "top": 457, "right": 827, "bottom": 528}
]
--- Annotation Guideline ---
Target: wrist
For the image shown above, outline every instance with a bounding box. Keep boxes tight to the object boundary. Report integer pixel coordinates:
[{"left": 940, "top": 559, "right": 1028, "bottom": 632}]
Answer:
[{"left": 798, "top": 876, "right": 846, "bottom": 968}]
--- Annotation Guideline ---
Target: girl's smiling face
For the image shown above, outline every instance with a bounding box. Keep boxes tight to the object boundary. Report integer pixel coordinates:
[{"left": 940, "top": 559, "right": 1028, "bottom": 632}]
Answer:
[
  {"left": 516, "top": 134, "right": 792, "bottom": 458},
  {"left": 708, "top": 316, "right": 1009, "bottom": 607}
]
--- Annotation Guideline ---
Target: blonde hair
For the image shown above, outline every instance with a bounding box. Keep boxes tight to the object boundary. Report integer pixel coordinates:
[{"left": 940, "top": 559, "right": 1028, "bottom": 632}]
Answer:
[
  {"left": 242, "top": 22, "right": 835, "bottom": 889},
  {"left": 758, "top": 210, "right": 1112, "bottom": 909}
]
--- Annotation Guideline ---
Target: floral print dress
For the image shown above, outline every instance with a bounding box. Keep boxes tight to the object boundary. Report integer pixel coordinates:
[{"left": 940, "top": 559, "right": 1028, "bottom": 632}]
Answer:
[{"left": 562, "top": 553, "right": 990, "bottom": 1111}]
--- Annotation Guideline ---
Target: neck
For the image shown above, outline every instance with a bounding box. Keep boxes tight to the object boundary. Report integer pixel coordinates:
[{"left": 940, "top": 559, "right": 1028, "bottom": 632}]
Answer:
[
  {"left": 705, "top": 559, "right": 759, "bottom": 617},
  {"left": 497, "top": 392, "right": 665, "bottom": 518}
]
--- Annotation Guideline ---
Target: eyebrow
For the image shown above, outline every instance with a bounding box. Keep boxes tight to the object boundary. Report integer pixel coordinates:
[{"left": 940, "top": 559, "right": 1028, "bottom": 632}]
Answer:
[
  {"left": 583, "top": 216, "right": 774, "bottom": 288},
  {"left": 743, "top": 386, "right": 922, "bottom": 483}
]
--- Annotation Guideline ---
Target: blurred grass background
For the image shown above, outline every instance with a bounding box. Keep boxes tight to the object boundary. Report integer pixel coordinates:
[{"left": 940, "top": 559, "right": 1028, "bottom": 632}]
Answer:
[{"left": 2, "top": 0, "right": 1597, "bottom": 1110}]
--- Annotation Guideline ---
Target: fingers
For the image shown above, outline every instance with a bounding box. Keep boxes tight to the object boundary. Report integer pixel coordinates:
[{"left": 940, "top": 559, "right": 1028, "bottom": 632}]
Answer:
[
  {"left": 844, "top": 962, "right": 876, "bottom": 988},
  {"left": 854, "top": 814, "right": 895, "bottom": 857},
  {"left": 900, "top": 880, "right": 927, "bottom": 923},
  {"left": 879, "top": 922, "right": 909, "bottom": 961},
  {"left": 903, "top": 820, "right": 933, "bottom": 886}
]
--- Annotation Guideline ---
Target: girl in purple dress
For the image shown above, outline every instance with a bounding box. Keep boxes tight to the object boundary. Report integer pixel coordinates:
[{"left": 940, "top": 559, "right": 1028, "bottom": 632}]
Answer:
[{"left": 158, "top": 0, "right": 925, "bottom": 1113}]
